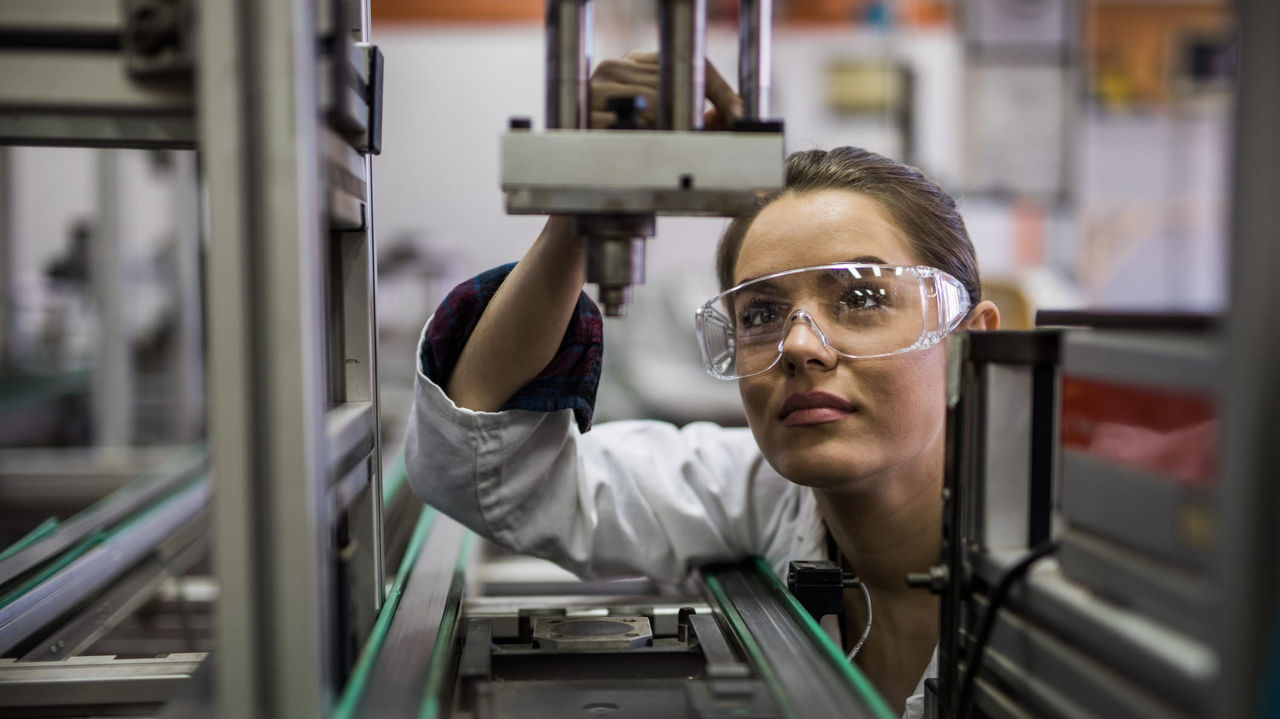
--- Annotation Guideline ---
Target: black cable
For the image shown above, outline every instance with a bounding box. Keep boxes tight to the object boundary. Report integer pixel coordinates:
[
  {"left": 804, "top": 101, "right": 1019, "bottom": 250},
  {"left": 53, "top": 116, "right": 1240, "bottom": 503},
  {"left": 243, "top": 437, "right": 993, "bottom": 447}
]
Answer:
[{"left": 950, "top": 541, "right": 1058, "bottom": 719}]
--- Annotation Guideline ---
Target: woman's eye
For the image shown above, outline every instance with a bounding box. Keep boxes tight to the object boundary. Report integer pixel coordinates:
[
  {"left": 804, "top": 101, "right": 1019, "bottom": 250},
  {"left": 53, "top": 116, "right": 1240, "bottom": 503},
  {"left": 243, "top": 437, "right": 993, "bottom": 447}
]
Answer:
[
  {"left": 838, "top": 286, "right": 888, "bottom": 311},
  {"left": 738, "top": 302, "right": 783, "bottom": 329}
]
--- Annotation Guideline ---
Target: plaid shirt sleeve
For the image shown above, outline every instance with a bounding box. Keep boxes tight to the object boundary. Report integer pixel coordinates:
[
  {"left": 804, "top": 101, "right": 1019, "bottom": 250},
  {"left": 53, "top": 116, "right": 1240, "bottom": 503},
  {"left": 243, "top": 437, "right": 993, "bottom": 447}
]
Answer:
[{"left": 420, "top": 262, "right": 603, "bottom": 433}]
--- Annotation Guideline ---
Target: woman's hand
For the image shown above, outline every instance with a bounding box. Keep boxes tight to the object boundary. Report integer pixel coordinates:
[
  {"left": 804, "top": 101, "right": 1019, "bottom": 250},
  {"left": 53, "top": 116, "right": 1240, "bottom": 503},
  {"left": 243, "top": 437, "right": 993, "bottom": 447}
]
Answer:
[{"left": 589, "top": 50, "right": 744, "bottom": 130}]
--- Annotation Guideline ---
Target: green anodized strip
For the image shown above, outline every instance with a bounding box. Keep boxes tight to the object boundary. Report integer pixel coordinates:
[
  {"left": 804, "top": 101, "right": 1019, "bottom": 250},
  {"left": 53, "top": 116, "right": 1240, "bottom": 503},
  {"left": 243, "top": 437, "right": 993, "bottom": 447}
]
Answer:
[
  {"left": 751, "top": 557, "right": 897, "bottom": 719},
  {"left": 0, "top": 518, "right": 59, "bottom": 564},
  {"left": 0, "top": 530, "right": 104, "bottom": 608},
  {"left": 331, "top": 504, "right": 438, "bottom": 719},
  {"left": 0, "top": 472, "right": 207, "bottom": 607},
  {"left": 418, "top": 531, "right": 476, "bottom": 719},
  {"left": 382, "top": 455, "right": 408, "bottom": 505},
  {"left": 701, "top": 568, "right": 798, "bottom": 719}
]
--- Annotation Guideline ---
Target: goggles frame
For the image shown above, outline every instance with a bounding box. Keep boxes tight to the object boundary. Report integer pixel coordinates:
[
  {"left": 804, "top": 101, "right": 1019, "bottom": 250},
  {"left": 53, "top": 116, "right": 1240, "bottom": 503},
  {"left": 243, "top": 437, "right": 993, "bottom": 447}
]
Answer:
[{"left": 694, "top": 262, "right": 972, "bottom": 380}]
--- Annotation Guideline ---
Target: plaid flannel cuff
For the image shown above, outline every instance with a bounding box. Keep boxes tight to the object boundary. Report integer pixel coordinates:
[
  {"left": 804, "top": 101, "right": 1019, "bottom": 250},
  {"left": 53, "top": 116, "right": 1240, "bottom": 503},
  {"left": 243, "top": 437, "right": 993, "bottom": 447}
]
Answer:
[{"left": 421, "top": 262, "right": 603, "bottom": 432}]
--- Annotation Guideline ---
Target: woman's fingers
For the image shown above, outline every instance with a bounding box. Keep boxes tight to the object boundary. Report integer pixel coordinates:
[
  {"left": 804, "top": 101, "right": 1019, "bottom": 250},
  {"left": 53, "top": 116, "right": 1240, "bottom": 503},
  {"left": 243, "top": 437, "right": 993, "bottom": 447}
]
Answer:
[
  {"left": 704, "top": 58, "right": 744, "bottom": 129},
  {"left": 588, "top": 50, "right": 744, "bottom": 130}
]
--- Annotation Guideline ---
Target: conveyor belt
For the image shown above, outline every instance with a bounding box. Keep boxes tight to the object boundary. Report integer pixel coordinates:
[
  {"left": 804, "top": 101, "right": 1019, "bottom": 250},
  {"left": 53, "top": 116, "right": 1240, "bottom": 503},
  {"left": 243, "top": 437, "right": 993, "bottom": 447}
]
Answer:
[
  {"left": 332, "top": 506, "right": 474, "bottom": 719},
  {"left": 701, "top": 559, "right": 895, "bottom": 719}
]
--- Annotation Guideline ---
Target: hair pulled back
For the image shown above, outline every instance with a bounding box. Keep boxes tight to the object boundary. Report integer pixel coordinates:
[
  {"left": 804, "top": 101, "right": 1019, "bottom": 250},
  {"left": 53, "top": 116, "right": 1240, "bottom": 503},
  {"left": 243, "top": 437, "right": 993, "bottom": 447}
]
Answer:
[{"left": 715, "top": 147, "right": 981, "bottom": 308}]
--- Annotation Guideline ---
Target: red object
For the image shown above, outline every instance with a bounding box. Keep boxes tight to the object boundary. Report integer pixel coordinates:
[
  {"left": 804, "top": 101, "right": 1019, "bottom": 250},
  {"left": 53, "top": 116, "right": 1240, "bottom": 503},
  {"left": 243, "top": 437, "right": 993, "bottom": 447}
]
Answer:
[{"left": 1060, "top": 375, "right": 1218, "bottom": 488}]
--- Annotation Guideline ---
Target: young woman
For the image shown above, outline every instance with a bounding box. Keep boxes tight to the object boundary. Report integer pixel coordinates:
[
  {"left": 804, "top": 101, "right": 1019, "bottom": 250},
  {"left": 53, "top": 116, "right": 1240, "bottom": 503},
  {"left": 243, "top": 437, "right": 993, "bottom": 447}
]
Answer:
[{"left": 405, "top": 140, "right": 999, "bottom": 717}]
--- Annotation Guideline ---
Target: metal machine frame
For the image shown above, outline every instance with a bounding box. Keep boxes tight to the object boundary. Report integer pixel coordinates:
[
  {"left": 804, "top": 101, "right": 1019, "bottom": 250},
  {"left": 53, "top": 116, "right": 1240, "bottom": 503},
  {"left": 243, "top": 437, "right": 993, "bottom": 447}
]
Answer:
[{"left": 0, "top": 0, "right": 389, "bottom": 715}]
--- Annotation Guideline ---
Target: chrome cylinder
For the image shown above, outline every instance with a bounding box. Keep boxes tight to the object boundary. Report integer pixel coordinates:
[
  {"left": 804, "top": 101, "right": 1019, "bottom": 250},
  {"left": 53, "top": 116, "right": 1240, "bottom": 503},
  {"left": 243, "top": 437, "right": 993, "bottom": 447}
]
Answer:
[
  {"left": 658, "top": 0, "right": 706, "bottom": 131},
  {"left": 546, "top": 0, "right": 592, "bottom": 129},
  {"left": 575, "top": 214, "right": 654, "bottom": 317},
  {"left": 738, "top": 0, "right": 772, "bottom": 120}
]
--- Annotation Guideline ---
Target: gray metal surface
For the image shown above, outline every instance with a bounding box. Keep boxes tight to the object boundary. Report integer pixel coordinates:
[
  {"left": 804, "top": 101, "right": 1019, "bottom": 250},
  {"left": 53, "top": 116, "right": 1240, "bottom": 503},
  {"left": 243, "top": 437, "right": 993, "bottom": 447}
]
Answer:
[
  {"left": 0, "top": 479, "right": 209, "bottom": 656},
  {"left": 354, "top": 515, "right": 469, "bottom": 718},
  {"left": 1216, "top": 0, "right": 1280, "bottom": 715},
  {"left": 703, "top": 563, "right": 882, "bottom": 718},
  {"left": 658, "top": 0, "right": 705, "bottom": 131},
  {"left": 0, "top": 50, "right": 194, "bottom": 147},
  {"left": 91, "top": 150, "right": 133, "bottom": 447},
  {"left": 1056, "top": 528, "right": 1213, "bottom": 641},
  {"left": 1059, "top": 451, "right": 1212, "bottom": 570},
  {"left": 981, "top": 598, "right": 1189, "bottom": 719},
  {"left": 0, "top": 653, "right": 206, "bottom": 708},
  {"left": 545, "top": 0, "right": 590, "bottom": 130},
  {"left": 0, "top": 447, "right": 206, "bottom": 587},
  {"left": 980, "top": 363, "right": 1033, "bottom": 550},
  {"left": 18, "top": 514, "right": 208, "bottom": 661},
  {"left": 503, "top": 130, "right": 782, "bottom": 194},
  {"left": 973, "top": 551, "right": 1215, "bottom": 711},
  {"left": 1060, "top": 331, "right": 1220, "bottom": 391},
  {"left": 737, "top": 0, "right": 772, "bottom": 121},
  {"left": 200, "top": 0, "right": 335, "bottom": 715},
  {"left": 327, "top": 401, "right": 376, "bottom": 481}
]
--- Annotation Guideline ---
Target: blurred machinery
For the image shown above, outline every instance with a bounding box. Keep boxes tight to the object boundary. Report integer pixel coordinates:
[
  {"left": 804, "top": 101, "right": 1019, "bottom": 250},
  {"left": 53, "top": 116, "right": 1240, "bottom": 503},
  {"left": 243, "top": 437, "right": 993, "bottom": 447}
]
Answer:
[
  {"left": 914, "top": 1, "right": 1280, "bottom": 714},
  {"left": 500, "top": 0, "right": 784, "bottom": 316}
]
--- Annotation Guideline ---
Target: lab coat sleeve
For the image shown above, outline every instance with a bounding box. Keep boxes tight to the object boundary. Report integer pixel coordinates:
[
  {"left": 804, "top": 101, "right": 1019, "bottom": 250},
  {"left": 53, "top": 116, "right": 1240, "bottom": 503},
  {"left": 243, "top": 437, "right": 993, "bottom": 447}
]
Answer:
[{"left": 405, "top": 319, "right": 817, "bottom": 583}]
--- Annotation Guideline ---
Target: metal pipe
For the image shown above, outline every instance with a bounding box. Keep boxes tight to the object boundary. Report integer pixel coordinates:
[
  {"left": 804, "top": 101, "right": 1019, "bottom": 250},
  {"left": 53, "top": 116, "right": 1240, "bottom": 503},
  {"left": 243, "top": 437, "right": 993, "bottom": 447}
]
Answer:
[
  {"left": 659, "top": 0, "right": 705, "bottom": 131},
  {"left": 738, "top": 0, "right": 771, "bottom": 121},
  {"left": 545, "top": 0, "right": 591, "bottom": 130}
]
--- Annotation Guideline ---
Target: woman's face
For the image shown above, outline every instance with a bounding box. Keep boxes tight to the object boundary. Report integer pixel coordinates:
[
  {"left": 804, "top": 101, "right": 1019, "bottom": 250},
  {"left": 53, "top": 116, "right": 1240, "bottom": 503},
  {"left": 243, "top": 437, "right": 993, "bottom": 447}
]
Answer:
[{"left": 734, "top": 189, "right": 951, "bottom": 492}]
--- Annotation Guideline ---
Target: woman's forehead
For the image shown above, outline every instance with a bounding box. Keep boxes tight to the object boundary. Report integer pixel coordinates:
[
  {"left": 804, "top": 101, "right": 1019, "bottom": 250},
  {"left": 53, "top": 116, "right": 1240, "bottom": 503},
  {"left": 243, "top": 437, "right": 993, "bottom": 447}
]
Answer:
[{"left": 733, "top": 190, "right": 917, "bottom": 283}]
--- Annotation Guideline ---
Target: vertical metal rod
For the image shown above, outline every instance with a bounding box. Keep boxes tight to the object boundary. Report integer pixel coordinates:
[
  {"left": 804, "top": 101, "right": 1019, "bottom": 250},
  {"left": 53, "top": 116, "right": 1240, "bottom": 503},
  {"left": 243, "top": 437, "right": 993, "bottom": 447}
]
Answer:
[
  {"left": 738, "top": 0, "right": 771, "bottom": 121},
  {"left": 545, "top": 0, "right": 591, "bottom": 129},
  {"left": 1218, "top": 0, "right": 1280, "bottom": 716},
  {"left": 659, "top": 0, "right": 706, "bottom": 131},
  {"left": 0, "top": 148, "right": 12, "bottom": 369},
  {"left": 92, "top": 150, "right": 133, "bottom": 448},
  {"left": 171, "top": 152, "right": 204, "bottom": 442},
  {"left": 356, "top": 0, "right": 385, "bottom": 615}
]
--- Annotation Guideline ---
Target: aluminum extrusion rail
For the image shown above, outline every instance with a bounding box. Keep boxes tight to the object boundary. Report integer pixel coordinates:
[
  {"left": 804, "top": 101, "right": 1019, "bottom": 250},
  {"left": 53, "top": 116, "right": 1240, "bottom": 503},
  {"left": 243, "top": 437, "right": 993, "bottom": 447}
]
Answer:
[
  {"left": 0, "top": 474, "right": 210, "bottom": 655},
  {"left": 341, "top": 512, "right": 472, "bottom": 718},
  {"left": 700, "top": 559, "right": 895, "bottom": 719},
  {"left": 0, "top": 446, "right": 207, "bottom": 587}
]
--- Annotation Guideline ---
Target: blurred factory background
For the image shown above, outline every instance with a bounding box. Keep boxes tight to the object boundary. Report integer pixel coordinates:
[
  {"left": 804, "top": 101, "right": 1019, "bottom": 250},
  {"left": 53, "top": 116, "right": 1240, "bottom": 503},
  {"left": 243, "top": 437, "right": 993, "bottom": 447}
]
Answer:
[{"left": 0, "top": 0, "right": 1236, "bottom": 438}]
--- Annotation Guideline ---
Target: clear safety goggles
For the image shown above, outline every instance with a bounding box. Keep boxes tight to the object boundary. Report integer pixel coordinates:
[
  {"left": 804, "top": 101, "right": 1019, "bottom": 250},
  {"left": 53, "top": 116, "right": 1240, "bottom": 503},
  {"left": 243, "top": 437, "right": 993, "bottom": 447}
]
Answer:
[{"left": 695, "top": 263, "right": 972, "bottom": 380}]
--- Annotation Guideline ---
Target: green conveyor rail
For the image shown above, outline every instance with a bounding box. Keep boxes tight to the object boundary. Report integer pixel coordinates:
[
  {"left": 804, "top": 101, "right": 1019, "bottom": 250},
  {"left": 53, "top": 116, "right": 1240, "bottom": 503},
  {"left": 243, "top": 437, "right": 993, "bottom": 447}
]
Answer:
[
  {"left": 418, "top": 531, "right": 475, "bottom": 719},
  {"left": 0, "top": 518, "right": 59, "bottom": 564},
  {"left": 701, "top": 559, "right": 897, "bottom": 719},
  {"left": 752, "top": 557, "right": 897, "bottom": 719},
  {"left": 0, "top": 472, "right": 207, "bottom": 609},
  {"left": 331, "top": 504, "right": 438, "bottom": 719}
]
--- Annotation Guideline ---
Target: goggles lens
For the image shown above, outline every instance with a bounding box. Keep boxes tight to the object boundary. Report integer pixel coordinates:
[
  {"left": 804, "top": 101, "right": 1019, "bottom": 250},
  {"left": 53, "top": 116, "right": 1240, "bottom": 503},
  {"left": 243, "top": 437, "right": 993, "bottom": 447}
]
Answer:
[{"left": 695, "top": 263, "right": 970, "bottom": 380}]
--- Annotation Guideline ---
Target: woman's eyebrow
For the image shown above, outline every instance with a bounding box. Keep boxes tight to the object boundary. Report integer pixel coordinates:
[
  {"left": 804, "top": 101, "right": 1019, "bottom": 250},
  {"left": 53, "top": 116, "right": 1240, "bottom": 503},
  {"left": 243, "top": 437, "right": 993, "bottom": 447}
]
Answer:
[{"left": 844, "top": 255, "right": 889, "bottom": 264}]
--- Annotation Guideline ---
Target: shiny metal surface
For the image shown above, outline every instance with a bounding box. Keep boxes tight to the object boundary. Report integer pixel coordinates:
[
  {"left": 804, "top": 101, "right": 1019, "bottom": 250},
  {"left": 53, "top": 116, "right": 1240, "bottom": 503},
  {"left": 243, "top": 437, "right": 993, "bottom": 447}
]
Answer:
[
  {"left": 545, "top": 0, "right": 591, "bottom": 130},
  {"left": 658, "top": 0, "right": 705, "bottom": 131},
  {"left": 737, "top": 0, "right": 771, "bottom": 121}
]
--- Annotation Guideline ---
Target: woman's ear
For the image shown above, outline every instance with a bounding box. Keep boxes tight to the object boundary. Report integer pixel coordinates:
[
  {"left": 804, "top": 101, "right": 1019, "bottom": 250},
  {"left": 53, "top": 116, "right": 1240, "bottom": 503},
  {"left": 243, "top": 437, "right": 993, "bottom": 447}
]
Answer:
[{"left": 965, "top": 300, "right": 1001, "bottom": 332}]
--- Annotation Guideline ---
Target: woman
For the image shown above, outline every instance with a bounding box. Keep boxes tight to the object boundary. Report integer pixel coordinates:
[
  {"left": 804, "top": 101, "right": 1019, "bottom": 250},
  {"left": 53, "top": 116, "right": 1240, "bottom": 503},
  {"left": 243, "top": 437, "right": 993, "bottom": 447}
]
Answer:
[{"left": 405, "top": 58, "right": 999, "bottom": 718}]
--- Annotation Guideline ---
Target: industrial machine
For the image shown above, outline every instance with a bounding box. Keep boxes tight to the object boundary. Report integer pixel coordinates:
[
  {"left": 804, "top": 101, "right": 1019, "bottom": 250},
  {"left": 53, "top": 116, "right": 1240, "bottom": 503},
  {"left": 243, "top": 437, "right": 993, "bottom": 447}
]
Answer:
[{"left": 500, "top": 0, "right": 784, "bottom": 316}]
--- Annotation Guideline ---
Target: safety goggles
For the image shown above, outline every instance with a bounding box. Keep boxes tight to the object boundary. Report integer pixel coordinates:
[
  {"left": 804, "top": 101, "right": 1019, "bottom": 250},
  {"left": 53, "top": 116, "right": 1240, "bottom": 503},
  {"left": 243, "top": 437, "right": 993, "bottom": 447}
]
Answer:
[{"left": 695, "top": 262, "right": 971, "bottom": 380}]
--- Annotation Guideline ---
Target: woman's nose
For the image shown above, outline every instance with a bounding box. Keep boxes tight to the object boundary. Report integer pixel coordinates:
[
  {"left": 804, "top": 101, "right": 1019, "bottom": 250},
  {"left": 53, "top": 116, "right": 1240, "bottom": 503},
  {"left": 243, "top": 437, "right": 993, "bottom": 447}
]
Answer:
[{"left": 778, "top": 310, "right": 838, "bottom": 373}]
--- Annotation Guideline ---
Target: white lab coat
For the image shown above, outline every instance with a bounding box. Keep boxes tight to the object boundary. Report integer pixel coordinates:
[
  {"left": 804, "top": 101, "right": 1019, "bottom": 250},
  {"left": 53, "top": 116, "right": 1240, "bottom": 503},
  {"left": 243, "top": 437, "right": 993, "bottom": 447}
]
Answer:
[{"left": 405, "top": 322, "right": 932, "bottom": 718}]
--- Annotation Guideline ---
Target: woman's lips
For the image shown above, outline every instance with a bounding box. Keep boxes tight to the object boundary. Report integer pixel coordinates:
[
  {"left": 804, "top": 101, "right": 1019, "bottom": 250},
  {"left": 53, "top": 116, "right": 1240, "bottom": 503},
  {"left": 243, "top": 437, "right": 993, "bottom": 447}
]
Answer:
[{"left": 779, "top": 391, "right": 856, "bottom": 426}]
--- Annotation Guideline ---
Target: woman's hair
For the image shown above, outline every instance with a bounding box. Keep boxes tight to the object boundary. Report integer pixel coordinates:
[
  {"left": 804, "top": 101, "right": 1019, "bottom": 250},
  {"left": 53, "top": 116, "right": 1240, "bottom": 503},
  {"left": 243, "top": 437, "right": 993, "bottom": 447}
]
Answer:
[{"left": 715, "top": 146, "right": 982, "bottom": 307}]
